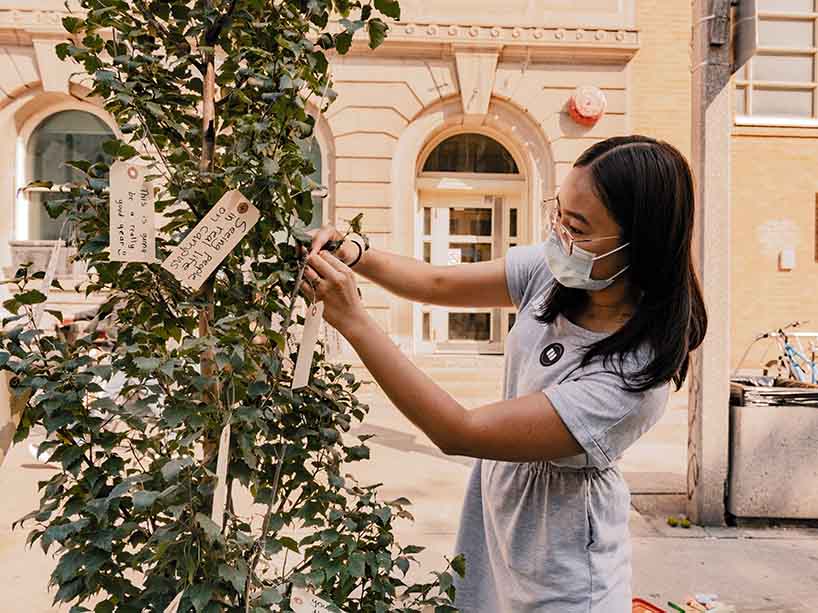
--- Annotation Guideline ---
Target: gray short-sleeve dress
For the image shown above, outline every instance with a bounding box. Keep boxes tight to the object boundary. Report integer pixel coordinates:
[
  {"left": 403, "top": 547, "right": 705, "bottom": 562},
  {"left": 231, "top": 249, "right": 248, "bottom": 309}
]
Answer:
[{"left": 451, "top": 242, "right": 670, "bottom": 613}]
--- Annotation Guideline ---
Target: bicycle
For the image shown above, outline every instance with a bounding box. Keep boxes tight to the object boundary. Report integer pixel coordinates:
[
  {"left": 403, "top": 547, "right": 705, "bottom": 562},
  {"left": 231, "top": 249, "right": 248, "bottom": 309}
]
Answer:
[{"left": 734, "top": 321, "right": 818, "bottom": 384}]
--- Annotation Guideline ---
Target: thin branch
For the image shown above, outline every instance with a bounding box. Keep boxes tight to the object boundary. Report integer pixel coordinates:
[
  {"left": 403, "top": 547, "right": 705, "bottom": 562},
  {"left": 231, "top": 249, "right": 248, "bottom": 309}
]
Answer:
[
  {"left": 206, "top": 0, "right": 240, "bottom": 45},
  {"left": 244, "top": 442, "right": 288, "bottom": 612}
]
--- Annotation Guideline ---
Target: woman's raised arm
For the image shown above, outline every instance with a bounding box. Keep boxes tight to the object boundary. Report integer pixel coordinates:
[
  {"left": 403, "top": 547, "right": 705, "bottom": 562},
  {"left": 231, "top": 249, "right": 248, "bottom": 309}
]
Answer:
[{"left": 307, "top": 225, "right": 514, "bottom": 308}]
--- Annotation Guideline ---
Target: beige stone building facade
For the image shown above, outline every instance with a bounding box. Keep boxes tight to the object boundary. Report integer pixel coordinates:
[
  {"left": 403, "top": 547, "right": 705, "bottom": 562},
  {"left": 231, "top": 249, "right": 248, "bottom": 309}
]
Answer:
[{"left": 0, "top": 0, "right": 815, "bottom": 369}]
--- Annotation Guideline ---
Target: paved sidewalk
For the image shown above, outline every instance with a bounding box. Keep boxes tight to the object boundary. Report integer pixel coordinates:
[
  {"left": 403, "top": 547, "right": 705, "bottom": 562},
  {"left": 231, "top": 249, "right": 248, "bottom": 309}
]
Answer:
[{"left": 2, "top": 375, "right": 817, "bottom": 612}]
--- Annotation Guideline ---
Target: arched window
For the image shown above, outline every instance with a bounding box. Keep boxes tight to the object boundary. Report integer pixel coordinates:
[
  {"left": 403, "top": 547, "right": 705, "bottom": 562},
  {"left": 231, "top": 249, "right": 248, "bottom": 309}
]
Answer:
[
  {"left": 422, "top": 133, "right": 519, "bottom": 174},
  {"left": 25, "top": 110, "right": 113, "bottom": 240},
  {"left": 300, "top": 136, "right": 324, "bottom": 230}
]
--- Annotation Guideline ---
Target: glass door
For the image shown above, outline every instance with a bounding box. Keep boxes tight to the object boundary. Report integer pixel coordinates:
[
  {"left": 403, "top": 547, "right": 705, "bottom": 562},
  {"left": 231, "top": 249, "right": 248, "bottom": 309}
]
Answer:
[{"left": 418, "top": 192, "right": 522, "bottom": 353}]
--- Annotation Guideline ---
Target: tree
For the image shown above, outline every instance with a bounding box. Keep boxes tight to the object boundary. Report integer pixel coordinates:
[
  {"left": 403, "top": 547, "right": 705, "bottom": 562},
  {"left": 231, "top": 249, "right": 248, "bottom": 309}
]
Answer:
[{"left": 0, "top": 0, "right": 464, "bottom": 611}]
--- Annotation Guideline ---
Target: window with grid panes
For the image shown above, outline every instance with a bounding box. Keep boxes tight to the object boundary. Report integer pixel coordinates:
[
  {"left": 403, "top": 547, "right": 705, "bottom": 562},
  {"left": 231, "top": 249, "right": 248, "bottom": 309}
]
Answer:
[{"left": 735, "top": 0, "right": 818, "bottom": 124}]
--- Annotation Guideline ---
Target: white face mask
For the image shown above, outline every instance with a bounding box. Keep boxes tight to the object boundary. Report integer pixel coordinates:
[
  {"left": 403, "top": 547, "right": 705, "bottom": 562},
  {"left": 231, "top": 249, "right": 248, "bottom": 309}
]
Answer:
[{"left": 545, "top": 232, "right": 630, "bottom": 291}]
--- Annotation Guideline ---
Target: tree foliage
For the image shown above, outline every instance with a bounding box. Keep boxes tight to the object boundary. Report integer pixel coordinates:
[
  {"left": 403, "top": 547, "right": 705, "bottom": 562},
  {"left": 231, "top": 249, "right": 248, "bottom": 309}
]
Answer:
[{"left": 0, "top": 0, "right": 464, "bottom": 610}]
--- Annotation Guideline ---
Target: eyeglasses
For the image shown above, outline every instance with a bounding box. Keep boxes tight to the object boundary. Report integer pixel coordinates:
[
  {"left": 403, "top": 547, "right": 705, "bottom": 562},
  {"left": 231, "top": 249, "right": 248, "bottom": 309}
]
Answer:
[{"left": 543, "top": 196, "right": 621, "bottom": 256}]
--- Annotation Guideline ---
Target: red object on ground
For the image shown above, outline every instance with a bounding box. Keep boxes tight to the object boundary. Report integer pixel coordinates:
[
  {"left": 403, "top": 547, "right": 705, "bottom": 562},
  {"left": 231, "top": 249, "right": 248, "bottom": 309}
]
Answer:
[
  {"left": 568, "top": 84, "right": 607, "bottom": 126},
  {"left": 633, "top": 598, "right": 667, "bottom": 613}
]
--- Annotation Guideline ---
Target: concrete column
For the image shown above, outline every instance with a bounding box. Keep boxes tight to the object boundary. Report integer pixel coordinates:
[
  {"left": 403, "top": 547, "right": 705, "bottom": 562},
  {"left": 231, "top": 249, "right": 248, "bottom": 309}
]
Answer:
[{"left": 687, "top": 0, "right": 733, "bottom": 525}]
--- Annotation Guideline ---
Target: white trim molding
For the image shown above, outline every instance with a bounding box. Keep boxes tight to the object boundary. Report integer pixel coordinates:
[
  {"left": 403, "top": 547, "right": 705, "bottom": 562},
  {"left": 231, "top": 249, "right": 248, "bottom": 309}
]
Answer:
[
  {"left": 735, "top": 114, "right": 818, "bottom": 129},
  {"left": 0, "top": 11, "right": 641, "bottom": 62},
  {"left": 334, "top": 22, "right": 639, "bottom": 62}
]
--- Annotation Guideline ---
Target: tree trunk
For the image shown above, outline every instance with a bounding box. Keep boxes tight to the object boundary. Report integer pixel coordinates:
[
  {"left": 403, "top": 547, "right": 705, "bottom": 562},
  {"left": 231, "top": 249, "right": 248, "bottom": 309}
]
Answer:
[{"left": 199, "top": 37, "right": 220, "bottom": 461}]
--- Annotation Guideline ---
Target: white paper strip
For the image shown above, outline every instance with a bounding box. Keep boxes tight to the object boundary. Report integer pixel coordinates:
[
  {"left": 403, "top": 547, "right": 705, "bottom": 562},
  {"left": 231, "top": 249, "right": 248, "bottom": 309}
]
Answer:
[
  {"left": 292, "top": 301, "right": 324, "bottom": 390},
  {"left": 322, "top": 322, "right": 343, "bottom": 361},
  {"left": 109, "top": 160, "right": 155, "bottom": 263},
  {"left": 210, "top": 423, "right": 231, "bottom": 529},
  {"left": 161, "top": 190, "right": 260, "bottom": 291},
  {"left": 163, "top": 591, "right": 184, "bottom": 613},
  {"left": 31, "top": 240, "right": 62, "bottom": 328},
  {"left": 290, "top": 586, "right": 343, "bottom": 613}
]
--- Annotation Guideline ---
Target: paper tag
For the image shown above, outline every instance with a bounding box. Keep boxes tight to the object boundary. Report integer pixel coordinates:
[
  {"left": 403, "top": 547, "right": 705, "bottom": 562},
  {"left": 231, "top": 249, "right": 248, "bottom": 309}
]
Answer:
[
  {"left": 109, "top": 160, "right": 156, "bottom": 263},
  {"left": 31, "top": 240, "right": 62, "bottom": 328},
  {"left": 322, "top": 322, "right": 343, "bottom": 360},
  {"left": 210, "top": 423, "right": 231, "bottom": 529},
  {"left": 161, "top": 190, "right": 259, "bottom": 291},
  {"left": 290, "top": 587, "right": 342, "bottom": 613},
  {"left": 163, "top": 591, "right": 184, "bottom": 613},
  {"left": 292, "top": 301, "right": 324, "bottom": 390}
]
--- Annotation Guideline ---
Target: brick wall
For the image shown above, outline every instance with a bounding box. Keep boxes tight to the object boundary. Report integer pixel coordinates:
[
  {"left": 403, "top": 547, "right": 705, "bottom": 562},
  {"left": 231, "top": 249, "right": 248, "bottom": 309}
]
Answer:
[
  {"left": 630, "top": 0, "right": 692, "bottom": 158},
  {"left": 731, "top": 130, "right": 818, "bottom": 370}
]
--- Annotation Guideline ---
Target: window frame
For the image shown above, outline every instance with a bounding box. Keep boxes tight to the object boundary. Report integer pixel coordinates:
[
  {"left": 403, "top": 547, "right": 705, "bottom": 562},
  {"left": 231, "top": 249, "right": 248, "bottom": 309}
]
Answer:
[
  {"left": 735, "top": 2, "right": 818, "bottom": 127},
  {"left": 15, "top": 103, "right": 117, "bottom": 242},
  {"left": 420, "top": 132, "right": 521, "bottom": 175}
]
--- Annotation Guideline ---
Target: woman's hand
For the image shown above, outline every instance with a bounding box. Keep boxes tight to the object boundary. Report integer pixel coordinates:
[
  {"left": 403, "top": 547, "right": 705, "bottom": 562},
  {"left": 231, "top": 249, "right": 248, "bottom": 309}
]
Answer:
[
  {"left": 301, "top": 251, "right": 370, "bottom": 337},
  {"left": 297, "top": 224, "right": 358, "bottom": 262},
  {"left": 307, "top": 224, "right": 342, "bottom": 256}
]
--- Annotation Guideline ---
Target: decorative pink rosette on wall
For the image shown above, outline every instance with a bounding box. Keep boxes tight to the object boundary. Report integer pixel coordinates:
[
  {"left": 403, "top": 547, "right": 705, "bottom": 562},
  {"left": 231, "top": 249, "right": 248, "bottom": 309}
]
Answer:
[{"left": 568, "top": 85, "right": 607, "bottom": 127}]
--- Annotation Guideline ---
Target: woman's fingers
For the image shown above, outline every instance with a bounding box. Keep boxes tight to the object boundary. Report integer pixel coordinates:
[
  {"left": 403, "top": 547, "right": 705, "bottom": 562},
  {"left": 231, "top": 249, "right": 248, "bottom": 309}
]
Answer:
[
  {"left": 309, "top": 226, "right": 335, "bottom": 256},
  {"left": 303, "top": 265, "right": 320, "bottom": 282},
  {"left": 300, "top": 280, "right": 315, "bottom": 301},
  {"left": 319, "top": 250, "right": 351, "bottom": 274},
  {"left": 307, "top": 252, "right": 343, "bottom": 282}
]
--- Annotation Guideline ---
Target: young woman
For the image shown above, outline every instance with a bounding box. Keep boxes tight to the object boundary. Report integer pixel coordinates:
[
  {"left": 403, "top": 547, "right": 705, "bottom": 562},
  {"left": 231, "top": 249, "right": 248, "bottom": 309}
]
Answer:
[{"left": 301, "top": 135, "right": 707, "bottom": 612}]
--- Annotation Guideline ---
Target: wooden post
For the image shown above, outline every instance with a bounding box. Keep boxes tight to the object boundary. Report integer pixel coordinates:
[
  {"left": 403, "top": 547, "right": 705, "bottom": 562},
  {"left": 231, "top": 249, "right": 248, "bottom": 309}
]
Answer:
[{"left": 199, "top": 19, "right": 220, "bottom": 460}]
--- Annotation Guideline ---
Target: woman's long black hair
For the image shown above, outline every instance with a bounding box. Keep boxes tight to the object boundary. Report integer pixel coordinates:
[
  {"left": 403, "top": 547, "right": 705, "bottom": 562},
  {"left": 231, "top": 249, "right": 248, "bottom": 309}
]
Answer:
[{"left": 536, "top": 135, "right": 708, "bottom": 392}]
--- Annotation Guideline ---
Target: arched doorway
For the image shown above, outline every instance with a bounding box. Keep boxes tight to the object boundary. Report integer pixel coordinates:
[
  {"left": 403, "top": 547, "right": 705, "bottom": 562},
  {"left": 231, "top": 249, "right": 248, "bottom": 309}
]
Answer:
[{"left": 415, "top": 132, "right": 528, "bottom": 354}]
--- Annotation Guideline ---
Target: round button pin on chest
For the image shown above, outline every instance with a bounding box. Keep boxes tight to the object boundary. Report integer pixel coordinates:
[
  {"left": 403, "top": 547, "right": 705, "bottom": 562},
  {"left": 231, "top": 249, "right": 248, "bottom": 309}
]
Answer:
[{"left": 540, "top": 342, "right": 565, "bottom": 367}]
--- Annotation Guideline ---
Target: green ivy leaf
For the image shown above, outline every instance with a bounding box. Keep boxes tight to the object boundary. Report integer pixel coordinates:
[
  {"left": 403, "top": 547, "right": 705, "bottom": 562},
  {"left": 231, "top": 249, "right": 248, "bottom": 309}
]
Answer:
[
  {"left": 367, "top": 19, "right": 388, "bottom": 49},
  {"left": 279, "top": 536, "right": 300, "bottom": 552},
  {"left": 349, "top": 551, "right": 366, "bottom": 578},
  {"left": 374, "top": 506, "right": 391, "bottom": 524},
  {"left": 53, "top": 549, "right": 84, "bottom": 583},
  {"left": 248, "top": 380, "right": 270, "bottom": 398},
  {"left": 134, "top": 357, "right": 160, "bottom": 371},
  {"left": 53, "top": 577, "right": 85, "bottom": 604},
  {"left": 186, "top": 583, "right": 214, "bottom": 613},
  {"left": 43, "top": 519, "right": 90, "bottom": 548},
  {"left": 346, "top": 444, "right": 370, "bottom": 461},
  {"left": 438, "top": 571, "right": 453, "bottom": 593},
  {"left": 259, "top": 586, "right": 283, "bottom": 605},
  {"left": 395, "top": 557, "right": 410, "bottom": 576},
  {"left": 132, "top": 490, "right": 160, "bottom": 510},
  {"left": 335, "top": 31, "right": 353, "bottom": 54},
  {"left": 15, "top": 289, "right": 47, "bottom": 305},
  {"left": 44, "top": 309, "right": 64, "bottom": 323},
  {"left": 374, "top": 0, "right": 401, "bottom": 19},
  {"left": 218, "top": 561, "right": 248, "bottom": 593},
  {"left": 346, "top": 212, "right": 365, "bottom": 234},
  {"left": 195, "top": 513, "right": 222, "bottom": 542},
  {"left": 451, "top": 554, "right": 466, "bottom": 578},
  {"left": 161, "top": 457, "right": 194, "bottom": 482}
]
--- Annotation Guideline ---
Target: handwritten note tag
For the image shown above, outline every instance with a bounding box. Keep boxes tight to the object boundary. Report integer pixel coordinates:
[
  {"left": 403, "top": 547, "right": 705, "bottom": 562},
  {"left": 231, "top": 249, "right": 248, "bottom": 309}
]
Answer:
[
  {"left": 161, "top": 190, "right": 259, "bottom": 291},
  {"left": 290, "top": 587, "right": 343, "bottom": 613},
  {"left": 109, "top": 160, "right": 155, "bottom": 263},
  {"left": 292, "top": 301, "right": 324, "bottom": 390},
  {"left": 322, "top": 322, "right": 343, "bottom": 360},
  {"left": 163, "top": 591, "right": 184, "bottom": 613},
  {"left": 32, "top": 240, "right": 62, "bottom": 328},
  {"left": 210, "top": 423, "right": 231, "bottom": 529}
]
